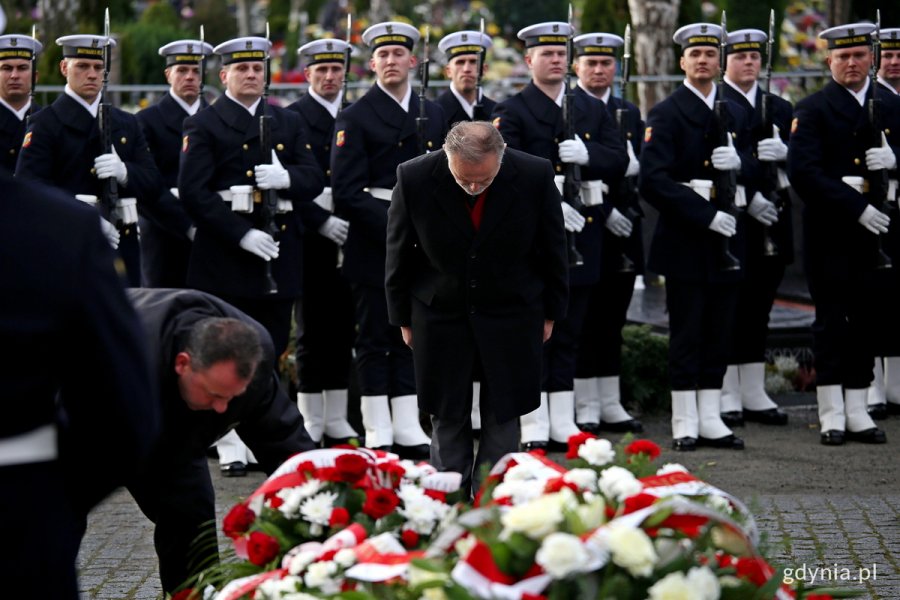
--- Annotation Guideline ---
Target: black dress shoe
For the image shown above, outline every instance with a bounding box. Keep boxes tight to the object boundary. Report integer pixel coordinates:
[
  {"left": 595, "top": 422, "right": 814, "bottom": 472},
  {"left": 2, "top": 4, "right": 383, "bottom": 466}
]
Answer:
[
  {"left": 547, "top": 439, "right": 569, "bottom": 452},
  {"left": 868, "top": 404, "right": 888, "bottom": 420},
  {"left": 889, "top": 403, "right": 900, "bottom": 416},
  {"left": 820, "top": 430, "right": 845, "bottom": 446},
  {"left": 521, "top": 440, "right": 548, "bottom": 452},
  {"left": 672, "top": 437, "right": 696, "bottom": 452},
  {"left": 600, "top": 418, "right": 644, "bottom": 433},
  {"left": 392, "top": 443, "right": 431, "bottom": 460},
  {"left": 697, "top": 434, "right": 745, "bottom": 450},
  {"left": 743, "top": 408, "right": 788, "bottom": 425},
  {"left": 845, "top": 428, "right": 887, "bottom": 444},
  {"left": 220, "top": 461, "right": 247, "bottom": 477},
  {"left": 720, "top": 411, "right": 745, "bottom": 427},
  {"left": 576, "top": 422, "right": 600, "bottom": 435},
  {"left": 322, "top": 434, "right": 360, "bottom": 448}
]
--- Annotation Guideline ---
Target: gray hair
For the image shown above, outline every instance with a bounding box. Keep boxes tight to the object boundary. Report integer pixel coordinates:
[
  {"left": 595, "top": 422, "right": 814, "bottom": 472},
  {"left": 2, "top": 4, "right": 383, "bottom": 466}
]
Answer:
[
  {"left": 184, "top": 317, "right": 263, "bottom": 380},
  {"left": 443, "top": 121, "right": 506, "bottom": 164}
]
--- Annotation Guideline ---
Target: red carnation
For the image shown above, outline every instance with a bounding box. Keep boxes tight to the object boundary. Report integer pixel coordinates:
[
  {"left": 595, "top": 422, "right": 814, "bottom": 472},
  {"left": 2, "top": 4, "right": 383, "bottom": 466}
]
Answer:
[
  {"left": 264, "top": 491, "right": 284, "bottom": 510},
  {"left": 222, "top": 503, "right": 256, "bottom": 539},
  {"left": 171, "top": 590, "right": 198, "bottom": 600},
  {"left": 335, "top": 453, "right": 369, "bottom": 483},
  {"left": 622, "top": 492, "right": 657, "bottom": 514},
  {"left": 565, "top": 431, "right": 598, "bottom": 459},
  {"left": 246, "top": 531, "right": 281, "bottom": 566},
  {"left": 329, "top": 506, "right": 351, "bottom": 527},
  {"left": 362, "top": 488, "right": 400, "bottom": 519},
  {"left": 544, "top": 477, "right": 578, "bottom": 494},
  {"left": 401, "top": 528, "right": 420, "bottom": 548},
  {"left": 734, "top": 556, "right": 773, "bottom": 586},
  {"left": 377, "top": 461, "right": 406, "bottom": 487},
  {"left": 295, "top": 460, "right": 317, "bottom": 475},
  {"left": 424, "top": 489, "right": 448, "bottom": 503},
  {"left": 624, "top": 439, "right": 661, "bottom": 460},
  {"left": 659, "top": 513, "right": 709, "bottom": 538}
]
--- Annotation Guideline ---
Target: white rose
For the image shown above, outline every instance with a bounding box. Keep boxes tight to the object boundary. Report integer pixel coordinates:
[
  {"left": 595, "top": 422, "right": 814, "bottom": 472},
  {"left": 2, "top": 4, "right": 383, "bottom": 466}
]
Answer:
[
  {"left": 501, "top": 494, "right": 565, "bottom": 540},
  {"left": 563, "top": 468, "right": 598, "bottom": 492},
  {"left": 686, "top": 566, "right": 720, "bottom": 600},
  {"left": 334, "top": 548, "right": 357, "bottom": 568},
  {"left": 598, "top": 466, "right": 642, "bottom": 502},
  {"left": 504, "top": 462, "right": 544, "bottom": 482},
  {"left": 492, "top": 480, "right": 543, "bottom": 505},
  {"left": 578, "top": 438, "right": 616, "bottom": 466},
  {"left": 705, "top": 494, "right": 733, "bottom": 515},
  {"left": 257, "top": 576, "right": 306, "bottom": 597},
  {"left": 646, "top": 571, "right": 692, "bottom": 600},
  {"left": 535, "top": 532, "right": 591, "bottom": 579},
  {"left": 300, "top": 491, "right": 339, "bottom": 526},
  {"left": 286, "top": 549, "right": 319, "bottom": 575},
  {"left": 304, "top": 560, "right": 339, "bottom": 593},
  {"left": 606, "top": 522, "right": 657, "bottom": 577},
  {"left": 656, "top": 463, "right": 689, "bottom": 475}
]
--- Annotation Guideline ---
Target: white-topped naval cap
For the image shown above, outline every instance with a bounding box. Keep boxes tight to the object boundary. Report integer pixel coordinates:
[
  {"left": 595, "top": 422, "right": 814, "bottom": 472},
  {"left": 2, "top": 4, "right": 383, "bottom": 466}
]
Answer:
[
  {"left": 517, "top": 22, "right": 573, "bottom": 48},
  {"left": 0, "top": 34, "right": 43, "bottom": 60},
  {"left": 297, "top": 38, "right": 351, "bottom": 65},
  {"left": 361, "top": 21, "right": 419, "bottom": 51},
  {"left": 819, "top": 23, "right": 876, "bottom": 49},
  {"left": 672, "top": 23, "right": 722, "bottom": 49},
  {"left": 213, "top": 36, "right": 271, "bottom": 65},
  {"left": 56, "top": 34, "right": 115, "bottom": 59},
  {"left": 725, "top": 29, "right": 767, "bottom": 53},
  {"left": 880, "top": 27, "right": 900, "bottom": 50},
  {"left": 158, "top": 39, "right": 214, "bottom": 66},
  {"left": 438, "top": 30, "right": 492, "bottom": 60},
  {"left": 572, "top": 33, "right": 624, "bottom": 56}
]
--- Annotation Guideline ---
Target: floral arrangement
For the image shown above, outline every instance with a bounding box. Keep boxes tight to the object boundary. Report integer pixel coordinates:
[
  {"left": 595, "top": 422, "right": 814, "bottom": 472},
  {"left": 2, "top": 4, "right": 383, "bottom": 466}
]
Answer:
[{"left": 178, "top": 439, "right": 861, "bottom": 600}]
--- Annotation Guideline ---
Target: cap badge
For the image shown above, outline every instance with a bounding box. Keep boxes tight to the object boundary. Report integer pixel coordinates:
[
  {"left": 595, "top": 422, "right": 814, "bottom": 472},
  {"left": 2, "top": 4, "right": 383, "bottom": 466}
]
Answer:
[
  {"left": 246, "top": 40, "right": 253, "bottom": 49},
  {"left": 700, "top": 25, "right": 708, "bottom": 34},
  {"left": 462, "top": 33, "right": 468, "bottom": 42},
  {"left": 552, "top": 24, "right": 559, "bottom": 33},
  {"left": 386, "top": 24, "right": 393, "bottom": 34}
]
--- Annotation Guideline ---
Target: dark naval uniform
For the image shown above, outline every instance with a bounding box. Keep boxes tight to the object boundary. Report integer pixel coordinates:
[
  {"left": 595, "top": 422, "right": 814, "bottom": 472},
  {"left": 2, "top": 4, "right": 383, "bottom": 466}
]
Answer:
[
  {"left": 179, "top": 95, "right": 324, "bottom": 355},
  {"left": 0, "top": 102, "right": 38, "bottom": 172},
  {"left": 435, "top": 89, "right": 496, "bottom": 129},
  {"left": 16, "top": 94, "right": 162, "bottom": 286},
  {"left": 137, "top": 92, "right": 202, "bottom": 288},
  {"left": 331, "top": 84, "right": 446, "bottom": 398}
]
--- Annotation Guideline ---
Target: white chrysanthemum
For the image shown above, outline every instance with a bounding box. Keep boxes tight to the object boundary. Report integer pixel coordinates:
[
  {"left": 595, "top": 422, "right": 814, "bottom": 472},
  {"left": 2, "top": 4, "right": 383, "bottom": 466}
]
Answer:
[
  {"left": 686, "top": 566, "right": 720, "bottom": 600},
  {"left": 705, "top": 494, "right": 733, "bottom": 515},
  {"left": 598, "top": 466, "right": 642, "bottom": 502},
  {"left": 256, "top": 575, "right": 305, "bottom": 597},
  {"left": 403, "top": 496, "right": 452, "bottom": 535},
  {"left": 299, "top": 491, "right": 339, "bottom": 526},
  {"left": 606, "top": 522, "right": 657, "bottom": 577},
  {"left": 492, "top": 479, "right": 543, "bottom": 505},
  {"left": 656, "top": 463, "right": 689, "bottom": 475},
  {"left": 334, "top": 548, "right": 357, "bottom": 568},
  {"left": 563, "top": 468, "right": 598, "bottom": 492},
  {"left": 504, "top": 462, "right": 544, "bottom": 482},
  {"left": 535, "top": 532, "right": 591, "bottom": 578},
  {"left": 646, "top": 571, "right": 692, "bottom": 600},
  {"left": 304, "top": 560, "right": 339, "bottom": 593},
  {"left": 454, "top": 534, "right": 477, "bottom": 559},
  {"left": 277, "top": 479, "right": 325, "bottom": 517},
  {"left": 500, "top": 493, "right": 565, "bottom": 540},
  {"left": 286, "top": 549, "right": 319, "bottom": 575},
  {"left": 397, "top": 482, "right": 426, "bottom": 504},
  {"left": 400, "top": 461, "right": 435, "bottom": 482},
  {"left": 578, "top": 438, "right": 616, "bottom": 466}
]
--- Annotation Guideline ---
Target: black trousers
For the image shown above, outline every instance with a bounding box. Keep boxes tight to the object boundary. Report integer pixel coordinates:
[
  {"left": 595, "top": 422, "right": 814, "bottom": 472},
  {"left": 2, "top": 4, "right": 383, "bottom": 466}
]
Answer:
[
  {"left": 350, "top": 282, "right": 415, "bottom": 397},
  {"left": 729, "top": 259, "right": 785, "bottom": 364},
  {"left": 218, "top": 294, "right": 295, "bottom": 358},
  {"left": 542, "top": 286, "right": 591, "bottom": 391},
  {"left": 576, "top": 271, "right": 637, "bottom": 378},
  {"left": 666, "top": 278, "right": 739, "bottom": 390}
]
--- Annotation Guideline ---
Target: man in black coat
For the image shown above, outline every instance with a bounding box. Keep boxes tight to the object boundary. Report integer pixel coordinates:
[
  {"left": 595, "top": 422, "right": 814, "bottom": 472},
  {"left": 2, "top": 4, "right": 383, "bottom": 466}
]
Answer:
[
  {"left": 16, "top": 33, "right": 162, "bottom": 286},
  {"left": 136, "top": 38, "right": 213, "bottom": 288},
  {"left": 788, "top": 23, "right": 900, "bottom": 445},
  {"left": 719, "top": 28, "right": 794, "bottom": 427},
  {"left": 435, "top": 30, "right": 497, "bottom": 129},
  {"left": 386, "top": 121, "right": 568, "bottom": 494},
  {"left": 571, "top": 31, "right": 646, "bottom": 436},
  {"left": 286, "top": 38, "right": 358, "bottom": 447},
  {"left": 0, "top": 171, "right": 157, "bottom": 598},
  {"left": 331, "top": 21, "right": 447, "bottom": 457},
  {"left": 125, "top": 287, "right": 316, "bottom": 593},
  {"left": 0, "top": 34, "right": 41, "bottom": 172}
]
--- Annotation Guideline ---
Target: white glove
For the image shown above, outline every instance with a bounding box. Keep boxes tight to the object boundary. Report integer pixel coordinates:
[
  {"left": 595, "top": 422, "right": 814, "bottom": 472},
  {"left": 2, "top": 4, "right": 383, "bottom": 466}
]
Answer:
[
  {"left": 625, "top": 141, "right": 640, "bottom": 177},
  {"left": 708, "top": 211, "right": 737, "bottom": 237},
  {"left": 858, "top": 204, "right": 890, "bottom": 234},
  {"left": 239, "top": 228, "right": 280, "bottom": 260},
  {"left": 558, "top": 135, "right": 590, "bottom": 166},
  {"left": 317, "top": 216, "right": 350, "bottom": 245},
  {"left": 605, "top": 208, "right": 633, "bottom": 237},
  {"left": 560, "top": 202, "right": 586, "bottom": 232},
  {"left": 747, "top": 192, "right": 779, "bottom": 226},
  {"left": 711, "top": 134, "right": 742, "bottom": 171},
  {"left": 866, "top": 132, "right": 898, "bottom": 171},
  {"left": 186, "top": 226, "right": 196, "bottom": 241},
  {"left": 255, "top": 150, "right": 291, "bottom": 190},
  {"left": 757, "top": 126, "right": 788, "bottom": 162},
  {"left": 94, "top": 146, "right": 128, "bottom": 185},
  {"left": 99, "top": 217, "right": 120, "bottom": 249}
]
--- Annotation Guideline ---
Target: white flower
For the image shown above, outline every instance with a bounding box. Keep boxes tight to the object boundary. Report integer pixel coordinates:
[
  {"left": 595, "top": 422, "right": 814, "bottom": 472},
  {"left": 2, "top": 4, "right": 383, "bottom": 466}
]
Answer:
[
  {"left": 535, "top": 532, "right": 591, "bottom": 578},
  {"left": 397, "top": 482, "right": 426, "bottom": 504},
  {"left": 686, "top": 566, "right": 720, "bottom": 600},
  {"left": 304, "top": 560, "right": 339, "bottom": 593},
  {"left": 300, "top": 491, "right": 339, "bottom": 526},
  {"left": 575, "top": 495, "right": 606, "bottom": 530},
  {"left": 578, "top": 438, "right": 616, "bottom": 466},
  {"left": 705, "top": 494, "right": 733, "bottom": 515},
  {"left": 606, "top": 522, "right": 657, "bottom": 577},
  {"left": 656, "top": 463, "right": 689, "bottom": 475},
  {"left": 598, "top": 466, "right": 642, "bottom": 502},
  {"left": 654, "top": 537, "right": 693, "bottom": 565},
  {"left": 454, "top": 534, "right": 477, "bottom": 559},
  {"left": 277, "top": 479, "right": 325, "bottom": 517},
  {"left": 563, "top": 468, "right": 598, "bottom": 492},
  {"left": 646, "top": 571, "right": 692, "bottom": 600},
  {"left": 334, "top": 548, "right": 357, "bottom": 568},
  {"left": 501, "top": 491, "right": 571, "bottom": 540},
  {"left": 286, "top": 549, "right": 319, "bottom": 575},
  {"left": 492, "top": 480, "right": 543, "bottom": 505},
  {"left": 504, "top": 462, "right": 545, "bottom": 482},
  {"left": 401, "top": 496, "right": 451, "bottom": 535},
  {"left": 256, "top": 575, "right": 306, "bottom": 598}
]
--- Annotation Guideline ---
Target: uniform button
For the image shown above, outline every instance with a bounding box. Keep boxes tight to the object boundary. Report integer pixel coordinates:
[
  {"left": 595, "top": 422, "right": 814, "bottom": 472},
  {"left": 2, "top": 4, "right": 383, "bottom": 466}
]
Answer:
[
  {"left": 398, "top": 141, "right": 403, "bottom": 147},
  {"left": 586, "top": 216, "right": 593, "bottom": 223},
  {"left": 281, "top": 224, "right": 287, "bottom": 231},
  {"left": 731, "top": 132, "right": 736, "bottom": 139},
  {"left": 326, "top": 169, "right": 331, "bottom": 176},
  {"left": 470, "top": 252, "right": 477, "bottom": 259},
  {"left": 554, "top": 138, "right": 559, "bottom": 143},
  {"left": 854, "top": 158, "right": 861, "bottom": 165},
  {"left": 90, "top": 167, "right": 96, "bottom": 175},
  {"left": 305, "top": 144, "right": 312, "bottom": 150},
  {"left": 8, "top": 149, "right": 14, "bottom": 155},
  {"left": 470, "top": 280, "right": 477, "bottom": 288},
  {"left": 242, "top": 144, "right": 249, "bottom": 150},
  {"left": 470, "top": 308, "right": 476, "bottom": 314},
  {"left": 555, "top": 165, "right": 562, "bottom": 173},
  {"left": 325, "top": 145, "right": 330, "bottom": 151},
  {"left": 885, "top": 128, "right": 891, "bottom": 135},
  {"left": 277, "top": 143, "right": 284, "bottom": 151},
  {"left": 584, "top": 133, "right": 591, "bottom": 140},
  {"left": 627, "top": 132, "right": 632, "bottom": 139},
  {"left": 120, "top": 137, "right": 127, "bottom": 144},
  {"left": 246, "top": 170, "right": 254, "bottom": 177},
  {"left": 703, "top": 160, "right": 710, "bottom": 167},
  {"left": 124, "top": 227, "right": 131, "bottom": 235},
  {"left": 428, "top": 141, "right": 433, "bottom": 148}
]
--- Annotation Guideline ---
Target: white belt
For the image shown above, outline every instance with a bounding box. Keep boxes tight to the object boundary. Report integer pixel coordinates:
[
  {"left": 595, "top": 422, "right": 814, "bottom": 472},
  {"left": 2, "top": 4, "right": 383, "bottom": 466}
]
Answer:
[
  {"left": 0, "top": 424, "right": 58, "bottom": 467},
  {"left": 313, "top": 187, "right": 334, "bottom": 212},
  {"left": 679, "top": 180, "right": 746, "bottom": 206},
  {"left": 890, "top": 179, "right": 898, "bottom": 203},
  {"left": 218, "top": 188, "right": 293, "bottom": 214},
  {"left": 552, "top": 176, "right": 608, "bottom": 206},
  {"left": 366, "top": 187, "right": 394, "bottom": 202},
  {"left": 776, "top": 168, "right": 790, "bottom": 191}
]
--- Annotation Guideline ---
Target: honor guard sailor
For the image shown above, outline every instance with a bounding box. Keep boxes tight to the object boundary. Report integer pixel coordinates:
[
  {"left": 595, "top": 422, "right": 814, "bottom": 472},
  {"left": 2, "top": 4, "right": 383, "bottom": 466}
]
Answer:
[
  {"left": 330, "top": 21, "right": 447, "bottom": 457},
  {"left": 492, "top": 20, "right": 628, "bottom": 451},
  {"left": 16, "top": 32, "right": 163, "bottom": 286},
  {"left": 136, "top": 38, "right": 213, "bottom": 288},
  {"left": 639, "top": 23, "right": 757, "bottom": 451},
  {"left": 436, "top": 29, "right": 496, "bottom": 128},
  {"left": 286, "top": 38, "right": 359, "bottom": 447},
  {"left": 789, "top": 23, "right": 900, "bottom": 444},
  {"left": 0, "top": 34, "right": 42, "bottom": 171},
  {"left": 570, "top": 30, "right": 646, "bottom": 436}
]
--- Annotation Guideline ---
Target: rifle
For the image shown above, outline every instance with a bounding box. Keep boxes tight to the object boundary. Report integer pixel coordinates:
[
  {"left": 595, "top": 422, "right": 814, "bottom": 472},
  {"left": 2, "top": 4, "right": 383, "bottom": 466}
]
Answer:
[
  {"left": 340, "top": 14, "right": 351, "bottom": 112},
  {"left": 712, "top": 11, "right": 740, "bottom": 272},
  {"left": 562, "top": 4, "right": 585, "bottom": 267},
  {"left": 868, "top": 10, "right": 893, "bottom": 270},
  {"left": 258, "top": 23, "right": 280, "bottom": 293},
  {"left": 26, "top": 25, "right": 37, "bottom": 127},
  {"left": 474, "top": 18, "right": 486, "bottom": 110},
  {"left": 613, "top": 24, "right": 640, "bottom": 273},
  {"left": 199, "top": 25, "right": 206, "bottom": 102},
  {"left": 98, "top": 8, "right": 120, "bottom": 229},
  {"left": 416, "top": 25, "right": 430, "bottom": 155},
  {"left": 759, "top": 9, "right": 781, "bottom": 257}
]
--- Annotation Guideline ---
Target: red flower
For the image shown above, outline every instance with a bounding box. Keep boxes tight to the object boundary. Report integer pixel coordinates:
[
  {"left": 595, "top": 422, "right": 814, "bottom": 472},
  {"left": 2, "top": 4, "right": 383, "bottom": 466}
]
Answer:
[
  {"left": 658, "top": 513, "right": 709, "bottom": 538},
  {"left": 622, "top": 492, "right": 657, "bottom": 514},
  {"left": 295, "top": 460, "right": 317, "bottom": 475},
  {"left": 264, "top": 491, "right": 284, "bottom": 510},
  {"left": 362, "top": 488, "right": 400, "bottom": 519},
  {"left": 246, "top": 531, "right": 281, "bottom": 566},
  {"left": 734, "top": 556, "right": 774, "bottom": 587},
  {"left": 329, "top": 507, "right": 350, "bottom": 527},
  {"left": 424, "top": 489, "right": 447, "bottom": 503},
  {"left": 522, "top": 594, "right": 547, "bottom": 600},
  {"left": 222, "top": 503, "right": 256, "bottom": 539},
  {"left": 171, "top": 590, "right": 198, "bottom": 600},
  {"left": 335, "top": 453, "right": 369, "bottom": 483},
  {"left": 543, "top": 477, "right": 579, "bottom": 494},
  {"left": 319, "top": 549, "right": 338, "bottom": 562},
  {"left": 565, "top": 432, "right": 598, "bottom": 459},
  {"left": 377, "top": 461, "right": 407, "bottom": 487},
  {"left": 624, "top": 439, "right": 661, "bottom": 460},
  {"left": 401, "top": 528, "right": 420, "bottom": 548},
  {"left": 804, "top": 595, "right": 833, "bottom": 600}
]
